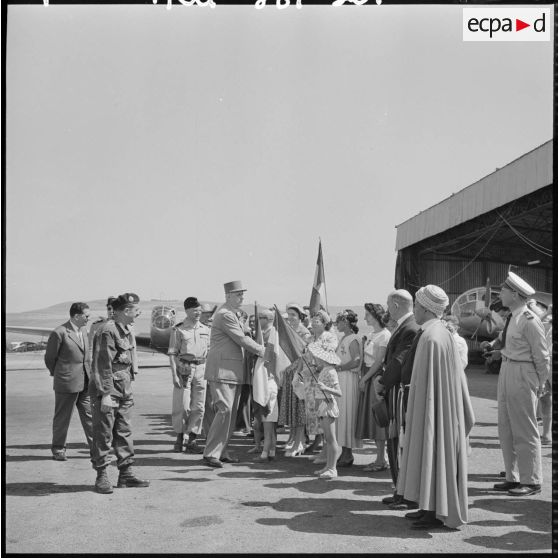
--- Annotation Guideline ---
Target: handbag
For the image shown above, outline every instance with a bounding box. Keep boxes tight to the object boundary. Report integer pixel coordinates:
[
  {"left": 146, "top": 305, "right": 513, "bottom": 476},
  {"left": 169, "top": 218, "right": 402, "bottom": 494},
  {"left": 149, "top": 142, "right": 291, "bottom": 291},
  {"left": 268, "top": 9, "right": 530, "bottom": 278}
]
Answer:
[{"left": 371, "top": 397, "right": 389, "bottom": 428}]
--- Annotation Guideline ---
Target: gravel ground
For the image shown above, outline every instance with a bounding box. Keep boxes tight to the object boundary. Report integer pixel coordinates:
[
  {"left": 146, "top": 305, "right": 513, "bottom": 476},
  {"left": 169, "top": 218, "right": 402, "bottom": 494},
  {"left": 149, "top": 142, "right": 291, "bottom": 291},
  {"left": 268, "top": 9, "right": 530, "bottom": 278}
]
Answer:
[{"left": 4, "top": 357, "right": 552, "bottom": 554}]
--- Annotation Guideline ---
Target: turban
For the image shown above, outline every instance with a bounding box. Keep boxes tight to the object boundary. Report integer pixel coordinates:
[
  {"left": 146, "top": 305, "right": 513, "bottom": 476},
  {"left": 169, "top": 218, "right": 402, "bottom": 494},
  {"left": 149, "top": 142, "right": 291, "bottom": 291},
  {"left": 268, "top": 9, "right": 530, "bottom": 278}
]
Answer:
[{"left": 416, "top": 285, "right": 449, "bottom": 318}]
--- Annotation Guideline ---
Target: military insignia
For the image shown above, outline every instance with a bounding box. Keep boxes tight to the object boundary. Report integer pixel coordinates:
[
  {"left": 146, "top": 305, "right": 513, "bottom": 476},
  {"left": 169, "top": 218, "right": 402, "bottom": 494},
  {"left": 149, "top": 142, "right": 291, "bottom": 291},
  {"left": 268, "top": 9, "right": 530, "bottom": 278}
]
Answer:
[
  {"left": 523, "top": 311, "right": 534, "bottom": 320},
  {"left": 128, "top": 295, "right": 134, "bottom": 302}
]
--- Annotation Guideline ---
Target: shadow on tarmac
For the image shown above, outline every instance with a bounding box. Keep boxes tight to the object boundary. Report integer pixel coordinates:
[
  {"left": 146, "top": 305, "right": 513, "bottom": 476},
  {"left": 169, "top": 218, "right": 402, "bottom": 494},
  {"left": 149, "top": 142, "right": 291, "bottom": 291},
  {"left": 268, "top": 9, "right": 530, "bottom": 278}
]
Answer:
[
  {"left": 5, "top": 482, "right": 94, "bottom": 496},
  {"left": 467, "top": 473, "right": 503, "bottom": 483},
  {"left": 464, "top": 497, "right": 551, "bottom": 551},
  {"left": 468, "top": 442, "right": 501, "bottom": 450},
  {"left": 5, "top": 442, "right": 91, "bottom": 462},
  {"left": 138, "top": 413, "right": 174, "bottom": 436},
  {"left": 245, "top": 497, "right": 449, "bottom": 538}
]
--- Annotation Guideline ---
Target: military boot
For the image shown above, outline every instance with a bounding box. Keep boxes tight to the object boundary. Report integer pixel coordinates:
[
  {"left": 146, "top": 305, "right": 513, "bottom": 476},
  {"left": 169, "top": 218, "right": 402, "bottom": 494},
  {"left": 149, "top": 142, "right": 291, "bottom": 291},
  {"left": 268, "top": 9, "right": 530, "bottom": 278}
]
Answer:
[
  {"left": 117, "top": 465, "right": 150, "bottom": 488},
  {"left": 94, "top": 467, "right": 113, "bottom": 494}
]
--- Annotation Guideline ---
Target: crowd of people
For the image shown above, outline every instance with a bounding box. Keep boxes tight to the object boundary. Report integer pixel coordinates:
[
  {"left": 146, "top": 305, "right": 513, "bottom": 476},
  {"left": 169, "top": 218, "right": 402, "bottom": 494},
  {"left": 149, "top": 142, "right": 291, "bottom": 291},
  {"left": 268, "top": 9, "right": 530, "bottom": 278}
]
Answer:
[{"left": 42, "top": 272, "right": 552, "bottom": 531}]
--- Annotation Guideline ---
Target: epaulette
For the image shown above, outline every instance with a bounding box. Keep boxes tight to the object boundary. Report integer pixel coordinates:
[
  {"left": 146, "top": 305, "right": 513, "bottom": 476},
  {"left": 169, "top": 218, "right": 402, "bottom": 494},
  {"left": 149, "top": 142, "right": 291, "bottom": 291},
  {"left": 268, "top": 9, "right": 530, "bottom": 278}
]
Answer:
[
  {"left": 174, "top": 321, "right": 184, "bottom": 329},
  {"left": 523, "top": 311, "right": 534, "bottom": 320}
]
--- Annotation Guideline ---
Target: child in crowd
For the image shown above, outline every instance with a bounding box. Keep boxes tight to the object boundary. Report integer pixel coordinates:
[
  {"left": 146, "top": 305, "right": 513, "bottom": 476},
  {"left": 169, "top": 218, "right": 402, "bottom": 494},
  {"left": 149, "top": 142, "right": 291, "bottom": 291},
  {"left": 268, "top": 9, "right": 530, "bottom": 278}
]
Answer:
[
  {"left": 307, "top": 336, "right": 342, "bottom": 479},
  {"left": 258, "top": 360, "right": 280, "bottom": 461}
]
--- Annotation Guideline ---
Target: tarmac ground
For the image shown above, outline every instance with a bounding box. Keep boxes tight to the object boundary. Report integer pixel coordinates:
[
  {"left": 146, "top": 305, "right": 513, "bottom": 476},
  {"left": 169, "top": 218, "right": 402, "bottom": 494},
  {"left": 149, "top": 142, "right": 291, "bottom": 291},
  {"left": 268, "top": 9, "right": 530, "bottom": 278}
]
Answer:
[{"left": 4, "top": 353, "right": 552, "bottom": 554}]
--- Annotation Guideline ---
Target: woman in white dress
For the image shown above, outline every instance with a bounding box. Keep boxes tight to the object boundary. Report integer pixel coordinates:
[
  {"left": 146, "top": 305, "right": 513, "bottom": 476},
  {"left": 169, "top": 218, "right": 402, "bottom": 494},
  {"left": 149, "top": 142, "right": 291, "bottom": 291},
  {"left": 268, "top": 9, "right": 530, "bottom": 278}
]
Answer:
[{"left": 333, "top": 309, "right": 362, "bottom": 467}]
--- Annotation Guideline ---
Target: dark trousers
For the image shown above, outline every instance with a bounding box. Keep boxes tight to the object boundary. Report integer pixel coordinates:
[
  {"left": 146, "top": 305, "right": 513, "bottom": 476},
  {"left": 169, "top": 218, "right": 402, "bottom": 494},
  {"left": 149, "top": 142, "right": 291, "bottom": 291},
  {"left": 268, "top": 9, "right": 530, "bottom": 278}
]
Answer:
[
  {"left": 387, "top": 436, "right": 399, "bottom": 487},
  {"left": 91, "top": 392, "right": 134, "bottom": 470},
  {"left": 386, "top": 386, "right": 399, "bottom": 487},
  {"left": 52, "top": 389, "right": 93, "bottom": 455}
]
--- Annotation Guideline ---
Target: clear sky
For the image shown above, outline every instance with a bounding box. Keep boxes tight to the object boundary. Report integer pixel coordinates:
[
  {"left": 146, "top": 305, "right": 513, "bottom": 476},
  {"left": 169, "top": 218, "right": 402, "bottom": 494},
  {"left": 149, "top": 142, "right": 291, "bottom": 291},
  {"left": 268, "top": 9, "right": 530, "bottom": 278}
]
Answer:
[{"left": 5, "top": 3, "right": 553, "bottom": 313}]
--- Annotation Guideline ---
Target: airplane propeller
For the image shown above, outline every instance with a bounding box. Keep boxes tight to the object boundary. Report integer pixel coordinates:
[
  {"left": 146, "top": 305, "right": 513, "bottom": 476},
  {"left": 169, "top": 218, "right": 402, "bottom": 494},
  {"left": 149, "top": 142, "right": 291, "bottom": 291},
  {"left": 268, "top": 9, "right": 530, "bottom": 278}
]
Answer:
[{"left": 472, "top": 278, "right": 494, "bottom": 339}]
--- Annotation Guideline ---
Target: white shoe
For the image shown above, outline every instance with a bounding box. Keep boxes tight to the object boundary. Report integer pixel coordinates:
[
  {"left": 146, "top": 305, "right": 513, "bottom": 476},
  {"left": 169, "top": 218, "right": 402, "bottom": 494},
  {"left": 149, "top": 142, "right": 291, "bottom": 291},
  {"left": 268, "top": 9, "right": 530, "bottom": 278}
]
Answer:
[
  {"left": 314, "top": 466, "right": 328, "bottom": 475},
  {"left": 319, "top": 468, "right": 338, "bottom": 479},
  {"left": 285, "top": 442, "right": 305, "bottom": 457},
  {"left": 257, "top": 452, "right": 269, "bottom": 461}
]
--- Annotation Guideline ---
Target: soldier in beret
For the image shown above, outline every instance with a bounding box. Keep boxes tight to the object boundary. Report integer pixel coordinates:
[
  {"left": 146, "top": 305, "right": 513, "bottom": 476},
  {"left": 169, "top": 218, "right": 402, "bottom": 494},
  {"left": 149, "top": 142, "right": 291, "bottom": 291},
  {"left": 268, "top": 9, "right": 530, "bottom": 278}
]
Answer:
[
  {"left": 89, "top": 293, "right": 149, "bottom": 494},
  {"left": 482, "top": 272, "right": 550, "bottom": 496},
  {"left": 168, "top": 297, "right": 210, "bottom": 454},
  {"left": 88, "top": 296, "right": 117, "bottom": 351}
]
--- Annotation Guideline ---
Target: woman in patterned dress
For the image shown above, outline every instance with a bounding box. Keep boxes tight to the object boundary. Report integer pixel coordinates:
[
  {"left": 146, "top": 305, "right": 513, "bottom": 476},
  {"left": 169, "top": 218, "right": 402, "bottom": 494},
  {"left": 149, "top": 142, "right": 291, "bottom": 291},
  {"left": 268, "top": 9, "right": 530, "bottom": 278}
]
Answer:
[
  {"left": 278, "top": 304, "right": 311, "bottom": 456},
  {"left": 298, "top": 311, "right": 337, "bottom": 456}
]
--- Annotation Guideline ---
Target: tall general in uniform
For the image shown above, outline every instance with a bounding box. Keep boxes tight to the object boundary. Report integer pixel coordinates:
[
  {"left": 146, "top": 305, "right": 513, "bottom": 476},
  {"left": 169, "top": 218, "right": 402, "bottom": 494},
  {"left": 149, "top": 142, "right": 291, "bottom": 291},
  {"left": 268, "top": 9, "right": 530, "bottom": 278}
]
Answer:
[{"left": 202, "top": 281, "right": 265, "bottom": 468}]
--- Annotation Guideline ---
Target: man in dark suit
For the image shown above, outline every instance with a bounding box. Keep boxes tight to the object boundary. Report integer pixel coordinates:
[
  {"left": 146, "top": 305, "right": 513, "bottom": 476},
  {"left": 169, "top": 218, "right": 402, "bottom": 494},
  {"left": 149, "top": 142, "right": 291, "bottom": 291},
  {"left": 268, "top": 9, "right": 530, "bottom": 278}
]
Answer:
[
  {"left": 202, "top": 281, "right": 265, "bottom": 468},
  {"left": 375, "top": 290, "right": 419, "bottom": 506},
  {"left": 44, "top": 302, "right": 93, "bottom": 461}
]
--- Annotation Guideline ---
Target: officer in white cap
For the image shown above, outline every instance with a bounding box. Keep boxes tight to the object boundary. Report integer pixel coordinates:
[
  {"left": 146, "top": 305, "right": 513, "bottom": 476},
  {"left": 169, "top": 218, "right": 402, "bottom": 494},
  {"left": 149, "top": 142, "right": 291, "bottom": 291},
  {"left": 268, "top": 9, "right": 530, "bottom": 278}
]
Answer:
[{"left": 481, "top": 272, "right": 550, "bottom": 496}]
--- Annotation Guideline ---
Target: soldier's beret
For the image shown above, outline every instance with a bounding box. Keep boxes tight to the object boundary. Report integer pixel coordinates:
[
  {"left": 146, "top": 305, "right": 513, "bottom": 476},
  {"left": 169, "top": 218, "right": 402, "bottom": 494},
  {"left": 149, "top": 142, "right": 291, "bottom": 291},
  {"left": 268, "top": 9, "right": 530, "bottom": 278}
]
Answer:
[
  {"left": 184, "top": 297, "right": 201, "bottom": 310},
  {"left": 112, "top": 292, "right": 140, "bottom": 310}
]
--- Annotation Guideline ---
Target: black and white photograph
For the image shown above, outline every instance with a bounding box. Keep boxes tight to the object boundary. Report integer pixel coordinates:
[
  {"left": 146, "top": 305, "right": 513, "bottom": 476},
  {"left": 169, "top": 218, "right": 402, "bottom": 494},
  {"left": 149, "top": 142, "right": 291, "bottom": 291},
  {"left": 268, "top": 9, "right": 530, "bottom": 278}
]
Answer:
[{"left": 4, "top": 0, "right": 553, "bottom": 553}]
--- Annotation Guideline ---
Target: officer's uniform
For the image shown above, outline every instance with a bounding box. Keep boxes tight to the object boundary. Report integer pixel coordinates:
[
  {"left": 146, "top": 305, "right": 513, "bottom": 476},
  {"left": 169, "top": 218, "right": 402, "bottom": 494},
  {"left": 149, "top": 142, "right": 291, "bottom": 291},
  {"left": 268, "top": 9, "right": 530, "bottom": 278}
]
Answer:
[
  {"left": 490, "top": 276, "right": 550, "bottom": 486},
  {"left": 90, "top": 319, "right": 138, "bottom": 470},
  {"left": 168, "top": 321, "right": 210, "bottom": 437}
]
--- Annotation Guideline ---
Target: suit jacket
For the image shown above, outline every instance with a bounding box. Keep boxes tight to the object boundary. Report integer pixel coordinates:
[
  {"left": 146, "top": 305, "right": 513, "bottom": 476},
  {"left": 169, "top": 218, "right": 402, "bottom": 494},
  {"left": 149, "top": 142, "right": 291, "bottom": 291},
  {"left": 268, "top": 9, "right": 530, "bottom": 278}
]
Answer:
[
  {"left": 205, "top": 305, "right": 264, "bottom": 384},
  {"left": 44, "top": 320, "right": 91, "bottom": 393},
  {"left": 381, "top": 314, "right": 419, "bottom": 394}
]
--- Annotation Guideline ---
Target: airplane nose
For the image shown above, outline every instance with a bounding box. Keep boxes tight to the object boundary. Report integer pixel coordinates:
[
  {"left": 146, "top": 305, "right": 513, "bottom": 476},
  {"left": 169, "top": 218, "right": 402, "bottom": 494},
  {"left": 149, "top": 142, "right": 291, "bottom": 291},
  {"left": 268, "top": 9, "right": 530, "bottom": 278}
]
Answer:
[{"left": 151, "top": 305, "right": 176, "bottom": 330}]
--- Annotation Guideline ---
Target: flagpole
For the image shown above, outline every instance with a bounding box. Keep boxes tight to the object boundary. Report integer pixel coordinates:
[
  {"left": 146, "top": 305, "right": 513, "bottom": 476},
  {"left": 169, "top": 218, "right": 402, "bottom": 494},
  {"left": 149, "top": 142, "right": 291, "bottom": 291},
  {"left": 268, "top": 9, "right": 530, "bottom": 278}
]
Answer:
[
  {"left": 273, "top": 305, "right": 332, "bottom": 403},
  {"left": 320, "top": 237, "right": 329, "bottom": 313}
]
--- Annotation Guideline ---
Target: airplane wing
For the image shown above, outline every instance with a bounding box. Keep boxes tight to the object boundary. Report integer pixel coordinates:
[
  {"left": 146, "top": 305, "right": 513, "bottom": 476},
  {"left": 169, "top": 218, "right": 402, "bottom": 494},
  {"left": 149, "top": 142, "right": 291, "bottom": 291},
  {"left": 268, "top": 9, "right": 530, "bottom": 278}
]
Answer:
[
  {"left": 7, "top": 325, "right": 160, "bottom": 354},
  {"left": 135, "top": 333, "right": 158, "bottom": 353},
  {"left": 5, "top": 326, "right": 53, "bottom": 337}
]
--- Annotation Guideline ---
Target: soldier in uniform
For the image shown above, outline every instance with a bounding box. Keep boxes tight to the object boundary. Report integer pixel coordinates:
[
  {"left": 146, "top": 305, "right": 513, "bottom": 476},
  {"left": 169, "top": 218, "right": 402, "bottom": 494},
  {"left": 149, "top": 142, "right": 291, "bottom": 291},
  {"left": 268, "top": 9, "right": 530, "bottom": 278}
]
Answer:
[
  {"left": 168, "top": 297, "right": 210, "bottom": 454},
  {"left": 88, "top": 296, "right": 116, "bottom": 351},
  {"left": 200, "top": 303, "right": 217, "bottom": 327},
  {"left": 481, "top": 272, "right": 550, "bottom": 496},
  {"left": 89, "top": 292, "right": 149, "bottom": 494},
  {"left": 200, "top": 303, "right": 217, "bottom": 438},
  {"left": 202, "top": 281, "right": 265, "bottom": 468}
]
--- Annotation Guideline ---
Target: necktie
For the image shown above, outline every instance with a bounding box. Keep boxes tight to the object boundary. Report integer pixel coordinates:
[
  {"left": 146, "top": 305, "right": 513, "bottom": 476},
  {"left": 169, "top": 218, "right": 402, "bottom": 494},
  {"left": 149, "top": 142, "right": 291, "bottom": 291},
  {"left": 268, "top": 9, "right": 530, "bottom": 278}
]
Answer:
[{"left": 501, "top": 314, "right": 512, "bottom": 348}]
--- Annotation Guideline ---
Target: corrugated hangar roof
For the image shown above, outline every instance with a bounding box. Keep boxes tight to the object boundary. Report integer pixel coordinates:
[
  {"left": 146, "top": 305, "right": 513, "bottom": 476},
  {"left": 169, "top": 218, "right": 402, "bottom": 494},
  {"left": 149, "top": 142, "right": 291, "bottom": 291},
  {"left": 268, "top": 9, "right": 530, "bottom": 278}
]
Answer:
[{"left": 395, "top": 140, "right": 553, "bottom": 251}]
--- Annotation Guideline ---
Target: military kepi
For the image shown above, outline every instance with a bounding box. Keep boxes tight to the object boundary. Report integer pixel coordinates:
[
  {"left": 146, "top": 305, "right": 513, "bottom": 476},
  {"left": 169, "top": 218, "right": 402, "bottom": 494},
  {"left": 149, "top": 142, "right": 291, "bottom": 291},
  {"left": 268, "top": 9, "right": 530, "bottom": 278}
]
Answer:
[
  {"left": 112, "top": 292, "right": 140, "bottom": 310},
  {"left": 501, "top": 272, "right": 535, "bottom": 298},
  {"left": 224, "top": 280, "right": 247, "bottom": 294}
]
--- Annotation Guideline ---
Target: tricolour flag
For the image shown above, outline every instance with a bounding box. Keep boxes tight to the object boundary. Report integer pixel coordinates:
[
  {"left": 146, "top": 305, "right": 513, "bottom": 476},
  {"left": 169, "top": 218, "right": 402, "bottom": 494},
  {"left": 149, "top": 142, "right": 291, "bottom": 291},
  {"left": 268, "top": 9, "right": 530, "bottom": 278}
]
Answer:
[
  {"left": 252, "top": 303, "right": 269, "bottom": 409},
  {"left": 263, "top": 307, "right": 302, "bottom": 385},
  {"left": 273, "top": 305, "right": 307, "bottom": 361},
  {"left": 308, "top": 240, "right": 326, "bottom": 315}
]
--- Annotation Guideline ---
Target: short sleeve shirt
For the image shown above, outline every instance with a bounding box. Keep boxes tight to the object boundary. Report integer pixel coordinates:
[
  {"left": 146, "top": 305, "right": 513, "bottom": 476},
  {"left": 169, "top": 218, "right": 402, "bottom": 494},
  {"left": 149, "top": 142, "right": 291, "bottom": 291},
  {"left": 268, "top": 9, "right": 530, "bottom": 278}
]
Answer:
[{"left": 168, "top": 321, "right": 210, "bottom": 358}]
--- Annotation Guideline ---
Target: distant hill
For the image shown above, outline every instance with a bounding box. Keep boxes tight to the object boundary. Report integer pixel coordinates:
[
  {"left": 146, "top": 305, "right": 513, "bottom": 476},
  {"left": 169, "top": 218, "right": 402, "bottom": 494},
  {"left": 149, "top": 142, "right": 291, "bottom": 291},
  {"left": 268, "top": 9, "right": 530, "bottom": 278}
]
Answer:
[{"left": 5, "top": 300, "right": 374, "bottom": 345}]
